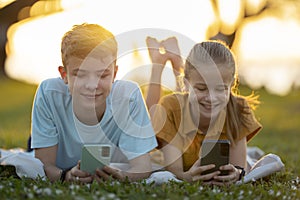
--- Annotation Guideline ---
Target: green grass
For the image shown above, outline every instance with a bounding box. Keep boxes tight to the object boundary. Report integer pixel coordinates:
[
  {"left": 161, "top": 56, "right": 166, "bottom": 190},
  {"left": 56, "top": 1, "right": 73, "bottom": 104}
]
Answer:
[
  {"left": 0, "top": 77, "right": 37, "bottom": 149},
  {"left": 0, "top": 77, "right": 299, "bottom": 199}
]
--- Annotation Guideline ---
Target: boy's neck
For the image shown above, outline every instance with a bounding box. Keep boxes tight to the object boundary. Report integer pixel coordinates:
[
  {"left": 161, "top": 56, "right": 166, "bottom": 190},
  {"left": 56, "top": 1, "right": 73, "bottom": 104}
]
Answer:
[{"left": 74, "top": 104, "right": 106, "bottom": 126}]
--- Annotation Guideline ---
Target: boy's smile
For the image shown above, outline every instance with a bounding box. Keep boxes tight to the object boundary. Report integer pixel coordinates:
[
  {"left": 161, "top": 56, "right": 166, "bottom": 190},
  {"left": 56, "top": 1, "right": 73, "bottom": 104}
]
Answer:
[{"left": 59, "top": 55, "right": 117, "bottom": 124}]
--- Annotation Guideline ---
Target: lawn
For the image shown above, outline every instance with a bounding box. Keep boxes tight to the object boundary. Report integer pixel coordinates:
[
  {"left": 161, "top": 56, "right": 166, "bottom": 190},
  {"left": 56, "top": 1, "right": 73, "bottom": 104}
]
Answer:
[{"left": 0, "top": 77, "right": 299, "bottom": 199}]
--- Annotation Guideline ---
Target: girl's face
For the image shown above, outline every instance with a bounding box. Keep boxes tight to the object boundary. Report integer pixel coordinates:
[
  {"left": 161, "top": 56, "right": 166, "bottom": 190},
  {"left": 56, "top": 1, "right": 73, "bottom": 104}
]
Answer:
[{"left": 188, "top": 65, "right": 233, "bottom": 121}]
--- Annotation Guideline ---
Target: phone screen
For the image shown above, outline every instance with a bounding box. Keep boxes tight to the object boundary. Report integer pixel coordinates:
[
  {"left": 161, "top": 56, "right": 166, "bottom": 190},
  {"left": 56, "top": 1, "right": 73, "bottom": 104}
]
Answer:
[{"left": 200, "top": 139, "right": 230, "bottom": 176}]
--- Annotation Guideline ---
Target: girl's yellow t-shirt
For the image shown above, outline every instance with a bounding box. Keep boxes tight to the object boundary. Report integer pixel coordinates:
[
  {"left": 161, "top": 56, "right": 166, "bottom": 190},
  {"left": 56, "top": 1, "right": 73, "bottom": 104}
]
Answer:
[{"left": 152, "top": 93, "right": 262, "bottom": 171}]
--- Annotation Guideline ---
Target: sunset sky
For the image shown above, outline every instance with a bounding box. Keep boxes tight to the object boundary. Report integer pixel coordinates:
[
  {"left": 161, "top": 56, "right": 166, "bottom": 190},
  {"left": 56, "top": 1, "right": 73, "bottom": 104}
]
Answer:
[{"left": 4, "top": 0, "right": 300, "bottom": 96}]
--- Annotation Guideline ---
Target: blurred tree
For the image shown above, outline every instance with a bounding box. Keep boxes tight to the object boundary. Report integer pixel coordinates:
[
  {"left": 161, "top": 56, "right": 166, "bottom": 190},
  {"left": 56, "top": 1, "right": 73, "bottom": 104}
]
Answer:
[
  {"left": 0, "top": 0, "right": 37, "bottom": 78},
  {"left": 209, "top": 0, "right": 267, "bottom": 47},
  {"left": 209, "top": 0, "right": 300, "bottom": 47}
]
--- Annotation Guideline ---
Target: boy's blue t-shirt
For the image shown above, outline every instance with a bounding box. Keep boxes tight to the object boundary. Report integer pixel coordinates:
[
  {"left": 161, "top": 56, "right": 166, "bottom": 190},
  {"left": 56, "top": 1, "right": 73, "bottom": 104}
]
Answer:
[{"left": 31, "top": 78, "right": 157, "bottom": 170}]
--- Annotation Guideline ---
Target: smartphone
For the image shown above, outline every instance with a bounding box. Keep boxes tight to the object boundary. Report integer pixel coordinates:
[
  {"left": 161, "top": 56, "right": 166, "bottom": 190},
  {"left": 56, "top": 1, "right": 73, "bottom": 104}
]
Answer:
[
  {"left": 80, "top": 144, "right": 111, "bottom": 174},
  {"left": 200, "top": 139, "right": 230, "bottom": 176}
]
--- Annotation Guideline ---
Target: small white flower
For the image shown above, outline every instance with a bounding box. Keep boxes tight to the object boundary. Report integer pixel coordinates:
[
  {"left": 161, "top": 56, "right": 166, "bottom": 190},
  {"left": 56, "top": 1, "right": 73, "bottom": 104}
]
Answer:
[
  {"left": 35, "top": 188, "right": 42, "bottom": 195},
  {"left": 69, "top": 184, "right": 75, "bottom": 190},
  {"left": 268, "top": 189, "right": 274, "bottom": 196},
  {"left": 107, "top": 193, "right": 116, "bottom": 199},
  {"left": 69, "top": 184, "right": 79, "bottom": 190},
  {"left": 55, "top": 189, "right": 63, "bottom": 195},
  {"left": 27, "top": 193, "right": 34, "bottom": 199},
  {"left": 43, "top": 188, "right": 52, "bottom": 196},
  {"left": 276, "top": 191, "right": 281, "bottom": 197},
  {"left": 291, "top": 185, "right": 297, "bottom": 190}
]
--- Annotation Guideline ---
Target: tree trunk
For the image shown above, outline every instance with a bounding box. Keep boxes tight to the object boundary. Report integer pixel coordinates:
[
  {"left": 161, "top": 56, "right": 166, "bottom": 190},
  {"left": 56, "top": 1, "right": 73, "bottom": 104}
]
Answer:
[{"left": 0, "top": 0, "right": 38, "bottom": 78}]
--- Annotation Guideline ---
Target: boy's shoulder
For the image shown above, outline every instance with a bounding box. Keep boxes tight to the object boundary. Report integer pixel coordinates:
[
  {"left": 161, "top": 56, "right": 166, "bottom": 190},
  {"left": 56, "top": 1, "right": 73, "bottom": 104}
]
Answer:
[
  {"left": 111, "top": 80, "right": 140, "bottom": 93},
  {"left": 38, "top": 77, "right": 68, "bottom": 94},
  {"left": 109, "top": 80, "right": 141, "bottom": 101},
  {"left": 113, "top": 79, "right": 138, "bottom": 88}
]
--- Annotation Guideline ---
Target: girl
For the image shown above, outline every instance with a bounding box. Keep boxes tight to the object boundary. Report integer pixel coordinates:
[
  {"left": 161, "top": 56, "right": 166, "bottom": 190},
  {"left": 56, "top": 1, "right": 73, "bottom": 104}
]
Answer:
[{"left": 146, "top": 38, "right": 262, "bottom": 185}]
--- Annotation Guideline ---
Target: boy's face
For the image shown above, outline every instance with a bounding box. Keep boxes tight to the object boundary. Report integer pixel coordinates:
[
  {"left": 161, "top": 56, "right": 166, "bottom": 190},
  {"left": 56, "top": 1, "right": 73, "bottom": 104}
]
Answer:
[{"left": 59, "top": 55, "right": 117, "bottom": 115}]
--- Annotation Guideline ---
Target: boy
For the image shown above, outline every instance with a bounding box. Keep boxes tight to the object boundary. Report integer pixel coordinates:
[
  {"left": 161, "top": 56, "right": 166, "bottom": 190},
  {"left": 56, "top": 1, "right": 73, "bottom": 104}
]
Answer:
[{"left": 31, "top": 23, "right": 157, "bottom": 183}]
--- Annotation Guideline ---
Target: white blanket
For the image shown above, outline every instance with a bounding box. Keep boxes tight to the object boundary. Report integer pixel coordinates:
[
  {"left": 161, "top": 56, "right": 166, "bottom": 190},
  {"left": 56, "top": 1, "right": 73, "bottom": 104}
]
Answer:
[
  {"left": 0, "top": 148, "right": 45, "bottom": 179},
  {"left": 0, "top": 147, "right": 284, "bottom": 184}
]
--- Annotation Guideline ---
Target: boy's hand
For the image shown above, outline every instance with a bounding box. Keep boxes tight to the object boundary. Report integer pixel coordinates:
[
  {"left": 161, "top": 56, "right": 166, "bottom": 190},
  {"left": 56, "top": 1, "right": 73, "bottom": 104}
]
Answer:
[
  {"left": 66, "top": 161, "right": 93, "bottom": 183},
  {"left": 94, "top": 165, "right": 125, "bottom": 182}
]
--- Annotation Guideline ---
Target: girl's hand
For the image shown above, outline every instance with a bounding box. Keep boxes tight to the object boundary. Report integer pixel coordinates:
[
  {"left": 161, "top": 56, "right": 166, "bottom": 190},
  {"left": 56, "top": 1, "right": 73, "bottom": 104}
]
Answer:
[
  {"left": 94, "top": 166, "right": 125, "bottom": 182},
  {"left": 65, "top": 161, "right": 93, "bottom": 183},
  {"left": 185, "top": 159, "right": 220, "bottom": 182},
  {"left": 210, "top": 164, "right": 241, "bottom": 186}
]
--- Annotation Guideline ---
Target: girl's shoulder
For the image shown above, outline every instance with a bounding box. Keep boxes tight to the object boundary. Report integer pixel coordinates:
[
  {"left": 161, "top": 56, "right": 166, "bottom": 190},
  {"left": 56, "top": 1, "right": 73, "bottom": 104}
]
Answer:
[
  {"left": 160, "top": 92, "right": 189, "bottom": 106},
  {"left": 232, "top": 95, "right": 251, "bottom": 110}
]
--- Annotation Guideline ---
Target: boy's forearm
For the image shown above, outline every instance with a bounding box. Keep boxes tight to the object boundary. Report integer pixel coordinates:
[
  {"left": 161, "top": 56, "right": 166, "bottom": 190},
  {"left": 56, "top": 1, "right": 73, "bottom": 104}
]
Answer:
[
  {"left": 43, "top": 165, "right": 63, "bottom": 182},
  {"left": 123, "top": 168, "right": 152, "bottom": 181},
  {"left": 124, "top": 154, "right": 153, "bottom": 181}
]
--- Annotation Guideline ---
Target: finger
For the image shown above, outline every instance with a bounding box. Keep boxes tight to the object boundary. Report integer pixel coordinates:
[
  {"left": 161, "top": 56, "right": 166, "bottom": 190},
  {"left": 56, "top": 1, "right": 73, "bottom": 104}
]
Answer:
[
  {"left": 69, "top": 175, "right": 80, "bottom": 183},
  {"left": 190, "top": 164, "right": 215, "bottom": 176},
  {"left": 219, "top": 164, "right": 235, "bottom": 171},
  {"left": 95, "top": 168, "right": 111, "bottom": 181},
  {"left": 192, "top": 170, "right": 220, "bottom": 182},
  {"left": 76, "top": 169, "right": 91, "bottom": 178},
  {"left": 79, "top": 176, "right": 93, "bottom": 184},
  {"left": 214, "top": 170, "right": 239, "bottom": 182},
  {"left": 103, "top": 166, "right": 123, "bottom": 180},
  {"left": 94, "top": 174, "right": 103, "bottom": 183}
]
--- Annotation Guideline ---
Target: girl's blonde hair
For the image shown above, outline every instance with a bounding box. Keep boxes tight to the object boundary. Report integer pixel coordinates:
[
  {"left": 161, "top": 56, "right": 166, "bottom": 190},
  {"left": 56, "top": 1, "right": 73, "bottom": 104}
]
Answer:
[
  {"left": 184, "top": 40, "right": 259, "bottom": 144},
  {"left": 61, "top": 23, "right": 118, "bottom": 68}
]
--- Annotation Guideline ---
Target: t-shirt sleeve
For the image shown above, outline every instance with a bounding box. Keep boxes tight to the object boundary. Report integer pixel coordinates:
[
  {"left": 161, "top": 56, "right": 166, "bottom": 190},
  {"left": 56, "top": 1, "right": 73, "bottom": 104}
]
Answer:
[
  {"left": 31, "top": 82, "right": 58, "bottom": 148},
  {"left": 153, "top": 95, "right": 184, "bottom": 151},
  {"left": 116, "top": 84, "right": 158, "bottom": 160}
]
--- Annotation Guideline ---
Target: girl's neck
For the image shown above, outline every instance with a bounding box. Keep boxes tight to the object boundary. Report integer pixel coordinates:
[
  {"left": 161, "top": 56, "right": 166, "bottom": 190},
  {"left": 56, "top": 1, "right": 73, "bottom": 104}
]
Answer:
[
  {"left": 199, "top": 110, "right": 227, "bottom": 135},
  {"left": 198, "top": 116, "right": 211, "bottom": 133}
]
